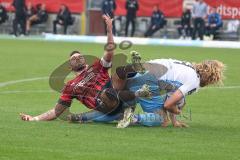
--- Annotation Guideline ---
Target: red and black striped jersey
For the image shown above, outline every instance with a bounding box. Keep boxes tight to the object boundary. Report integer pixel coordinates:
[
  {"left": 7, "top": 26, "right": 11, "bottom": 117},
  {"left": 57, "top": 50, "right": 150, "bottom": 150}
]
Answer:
[{"left": 58, "top": 58, "right": 111, "bottom": 109}]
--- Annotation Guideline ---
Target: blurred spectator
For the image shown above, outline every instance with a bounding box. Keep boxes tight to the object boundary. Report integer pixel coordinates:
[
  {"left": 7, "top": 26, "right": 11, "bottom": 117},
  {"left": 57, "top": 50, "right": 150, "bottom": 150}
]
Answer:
[
  {"left": 205, "top": 7, "right": 222, "bottom": 40},
  {"left": 26, "top": 2, "right": 35, "bottom": 20},
  {"left": 12, "top": 0, "right": 26, "bottom": 36},
  {"left": 144, "top": 5, "right": 166, "bottom": 37},
  {"left": 26, "top": 3, "right": 48, "bottom": 34},
  {"left": 177, "top": 7, "right": 192, "bottom": 39},
  {"left": 102, "top": 0, "right": 116, "bottom": 35},
  {"left": 125, "top": 0, "right": 139, "bottom": 37},
  {"left": 0, "top": 3, "right": 8, "bottom": 24},
  {"left": 53, "top": 4, "right": 73, "bottom": 34},
  {"left": 192, "top": 0, "right": 207, "bottom": 40}
]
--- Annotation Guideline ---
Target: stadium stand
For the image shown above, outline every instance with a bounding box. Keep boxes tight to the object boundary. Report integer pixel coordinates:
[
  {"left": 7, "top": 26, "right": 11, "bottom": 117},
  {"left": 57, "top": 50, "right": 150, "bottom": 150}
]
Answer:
[
  {"left": 0, "top": 0, "right": 239, "bottom": 40},
  {"left": 0, "top": 12, "right": 80, "bottom": 35}
]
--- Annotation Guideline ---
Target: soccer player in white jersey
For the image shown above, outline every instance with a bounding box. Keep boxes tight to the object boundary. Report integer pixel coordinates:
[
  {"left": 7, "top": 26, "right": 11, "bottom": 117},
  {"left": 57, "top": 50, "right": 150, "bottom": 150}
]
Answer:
[
  {"left": 149, "top": 59, "right": 225, "bottom": 114},
  {"left": 115, "top": 56, "right": 225, "bottom": 128}
]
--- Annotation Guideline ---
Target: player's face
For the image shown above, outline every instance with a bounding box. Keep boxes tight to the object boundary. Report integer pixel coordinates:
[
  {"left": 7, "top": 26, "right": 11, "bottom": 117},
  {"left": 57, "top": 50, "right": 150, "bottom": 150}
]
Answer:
[
  {"left": 183, "top": 7, "right": 187, "bottom": 12},
  {"left": 60, "top": 5, "right": 66, "bottom": 11},
  {"left": 27, "top": 2, "right": 32, "bottom": 9},
  {"left": 41, "top": 4, "right": 46, "bottom": 10},
  {"left": 153, "top": 6, "right": 157, "bottom": 12},
  {"left": 212, "top": 8, "right": 217, "bottom": 14},
  {"left": 69, "top": 53, "right": 86, "bottom": 72}
]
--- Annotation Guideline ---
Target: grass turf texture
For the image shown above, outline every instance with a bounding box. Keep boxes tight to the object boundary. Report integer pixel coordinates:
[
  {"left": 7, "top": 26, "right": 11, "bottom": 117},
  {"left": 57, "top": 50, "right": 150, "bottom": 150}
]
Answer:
[{"left": 0, "top": 39, "right": 240, "bottom": 160}]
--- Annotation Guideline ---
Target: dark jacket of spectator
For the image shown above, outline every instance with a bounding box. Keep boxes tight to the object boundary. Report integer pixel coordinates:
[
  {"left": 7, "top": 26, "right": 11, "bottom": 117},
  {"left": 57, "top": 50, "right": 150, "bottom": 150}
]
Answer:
[
  {"left": 208, "top": 13, "right": 222, "bottom": 28},
  {"left": 102, "top": 0, "right": 116, "bottom": 18},
  {"left": 13, "top": 0, "right": 26, "bottom": 15},
  {"left": 26, "top": 4, "right": 35, "bottom": 19},
  {"left": 181, "top": 9, "right": 191, "bottom": 26},
  {"left": 56, "top": 6, "right": 72, "bottom": 24},
  {"left": 144, "top": 7, "right": 166, "bottom": 37},
  {"left": 126, "top": 0, "right": 139, "bottom": 19},
  {"left": 12, "top": 0, "right": 26, "bottom": 35},
  {"left": 151, "top": 10, "right": 166, "bottom": 27},
  {"left": 125, "top": 0, "right": 139, "bottom": 37},
  {"left": 0, "top": 4, "right": 8, "bottom": 24},
  {"left": 36, "top": 4, "right": 48, "bottom": 23},
  {"left": 53, "top": 5, "right": 73, "bottom": 34},
  {"left": 177, "top": 9, "right": 192, "bottom": 38},
  {"left": 102, "top": 0, "right": 116, "bottom": 35}
]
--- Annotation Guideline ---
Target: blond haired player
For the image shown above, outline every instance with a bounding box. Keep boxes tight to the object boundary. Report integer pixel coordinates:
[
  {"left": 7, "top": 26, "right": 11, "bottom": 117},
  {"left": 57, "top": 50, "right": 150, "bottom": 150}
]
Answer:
[{"left": 116, "top": 57, "right": 225, "bottom": 128}]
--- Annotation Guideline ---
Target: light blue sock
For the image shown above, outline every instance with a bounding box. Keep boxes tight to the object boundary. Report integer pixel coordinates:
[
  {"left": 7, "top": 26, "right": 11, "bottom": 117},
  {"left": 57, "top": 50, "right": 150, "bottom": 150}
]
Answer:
[
  {"left": 82, "top": 110, "right": 121, "bottom": 122},
  {"left": 135, "top": 113, "right": 163, "bottom": 127}
]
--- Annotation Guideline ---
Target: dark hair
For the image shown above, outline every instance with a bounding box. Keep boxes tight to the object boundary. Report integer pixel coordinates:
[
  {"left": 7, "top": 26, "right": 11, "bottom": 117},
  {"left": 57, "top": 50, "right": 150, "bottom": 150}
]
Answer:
[
  {"left": 36, "top": 4, "right": 42, "bottom": 10},
  {"left": 61, "top": 4, "right": 69, "bottom": 11},
  {"left": 70, "top": 50, "right": 81, "bottom": 57}
]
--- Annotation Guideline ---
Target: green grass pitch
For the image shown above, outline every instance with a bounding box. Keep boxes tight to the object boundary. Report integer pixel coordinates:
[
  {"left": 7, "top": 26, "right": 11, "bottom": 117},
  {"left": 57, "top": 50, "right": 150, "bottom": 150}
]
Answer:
[{"left": 0, "top": 38, "right": 240, "bottom": 160}]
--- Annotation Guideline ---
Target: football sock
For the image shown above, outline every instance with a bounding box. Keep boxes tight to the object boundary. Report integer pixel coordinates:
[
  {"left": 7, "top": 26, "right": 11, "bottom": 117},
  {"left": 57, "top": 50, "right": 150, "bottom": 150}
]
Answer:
[
  {"left": 134, "top": 113, "right": 163, "bottom": 127},
  {"left": 81, "top": 111, "right": 121, "bottom": 122}
]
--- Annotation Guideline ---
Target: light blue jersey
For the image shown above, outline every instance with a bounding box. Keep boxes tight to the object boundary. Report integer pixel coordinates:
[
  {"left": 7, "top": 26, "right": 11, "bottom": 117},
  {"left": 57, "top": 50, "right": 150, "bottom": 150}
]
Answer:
[{"left": 126, "top": 72, "right": 165, "bottom": 113}]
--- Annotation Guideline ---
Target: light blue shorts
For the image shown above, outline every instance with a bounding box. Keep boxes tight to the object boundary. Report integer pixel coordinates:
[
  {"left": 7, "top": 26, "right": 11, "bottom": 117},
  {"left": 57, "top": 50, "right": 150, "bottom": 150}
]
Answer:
[{"left": 126, "top": 72, "right": 165, "bottom": 113}]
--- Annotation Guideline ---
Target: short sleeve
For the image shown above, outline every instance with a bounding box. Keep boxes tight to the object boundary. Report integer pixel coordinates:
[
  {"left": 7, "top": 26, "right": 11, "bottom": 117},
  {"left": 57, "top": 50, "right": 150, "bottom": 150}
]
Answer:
[
  {"left": 176, "top": 97, "right": 186, "bottom": 110},
  {"left": 100, "top": 57, "right": 112, "bottom": 68},
  {"left": 178, "top": 82, "right": 198, "bottom": 96}
]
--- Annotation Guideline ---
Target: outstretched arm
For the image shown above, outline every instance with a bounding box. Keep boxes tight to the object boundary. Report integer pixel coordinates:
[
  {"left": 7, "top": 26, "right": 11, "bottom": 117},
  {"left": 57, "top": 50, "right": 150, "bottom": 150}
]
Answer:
[
  {"left": 102, "top": 14, "right": 114, "bottom": 62},
  {"left": 164, "top": 89, "right": 183, "bottom": 114},
  {"left": 20, "top": 103, "right": 66, "bottom": 121}
]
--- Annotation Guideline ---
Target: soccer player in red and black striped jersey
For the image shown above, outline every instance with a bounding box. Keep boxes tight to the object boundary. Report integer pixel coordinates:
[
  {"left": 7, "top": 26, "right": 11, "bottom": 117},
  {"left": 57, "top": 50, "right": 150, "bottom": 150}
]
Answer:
[{"left": 20, "top": 15, "right": 122, "bottom": 121}]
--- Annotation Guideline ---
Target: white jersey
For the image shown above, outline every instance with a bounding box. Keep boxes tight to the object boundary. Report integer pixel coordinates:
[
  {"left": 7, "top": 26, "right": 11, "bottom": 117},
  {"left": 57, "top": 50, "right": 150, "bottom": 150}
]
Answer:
[{"left": 148, "top": 59, "right": 200, "bottom": 97}]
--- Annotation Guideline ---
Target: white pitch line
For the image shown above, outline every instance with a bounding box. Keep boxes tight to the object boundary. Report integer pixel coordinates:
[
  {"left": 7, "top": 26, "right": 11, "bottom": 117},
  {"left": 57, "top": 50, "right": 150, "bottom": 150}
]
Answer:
[
  {"left": 0, "top": 77, "right": 49, "bottom": 88},
  {"left": 0, "top": 77, "right": 240, "bottom": 95},
  {"left": 0, "top": 86, "right": 239, "bottom": 95},
  {"left": 0, "top": 90, "right": 54, "bottom": 94},
  {"left": 201, "top": 86, "right": 240, "bottom": 89}
]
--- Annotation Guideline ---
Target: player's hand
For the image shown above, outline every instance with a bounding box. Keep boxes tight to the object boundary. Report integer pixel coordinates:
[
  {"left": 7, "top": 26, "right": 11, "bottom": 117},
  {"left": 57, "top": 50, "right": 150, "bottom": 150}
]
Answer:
[
  {"left": 173, "top": 121, "right": 189, "bottom": 128},
  {"left": 102, "top": 14, "right": 113, "bottom": 32},
  {"left": 161, "top": 119, "right": 170, "bottom": 128},
  {"left": 20, "top": 113, "right": 35, "bottom": 121}
]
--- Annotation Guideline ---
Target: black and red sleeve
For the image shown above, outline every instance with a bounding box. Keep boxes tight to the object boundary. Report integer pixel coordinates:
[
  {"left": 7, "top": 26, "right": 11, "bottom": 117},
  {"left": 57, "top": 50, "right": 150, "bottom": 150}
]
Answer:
[{"left": 58, "top": 83, "right": 73, "bottom": 108}]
